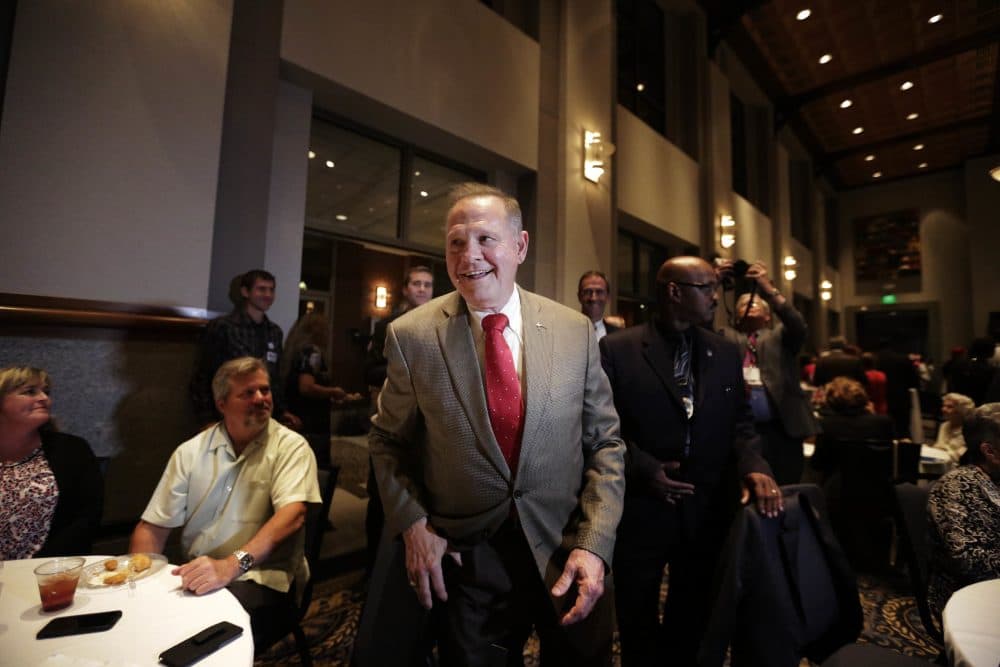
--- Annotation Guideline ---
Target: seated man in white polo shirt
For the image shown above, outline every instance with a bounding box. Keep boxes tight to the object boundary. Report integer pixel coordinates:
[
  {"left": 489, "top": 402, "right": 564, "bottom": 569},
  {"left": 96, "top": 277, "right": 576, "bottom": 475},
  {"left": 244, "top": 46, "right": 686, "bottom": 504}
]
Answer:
[{"left": 130, "top": 356, "right": 320, "bottom": 650}]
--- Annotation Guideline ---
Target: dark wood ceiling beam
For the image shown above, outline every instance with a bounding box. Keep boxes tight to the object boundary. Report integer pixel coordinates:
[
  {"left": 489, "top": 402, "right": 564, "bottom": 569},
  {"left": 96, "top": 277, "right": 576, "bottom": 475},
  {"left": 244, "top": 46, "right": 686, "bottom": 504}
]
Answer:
[
  {"left": 780, "top": 27, "right": 1000, "bottom": 112},
  {"left": 823, "top": 114, "right": 992, "bottom": 165}
]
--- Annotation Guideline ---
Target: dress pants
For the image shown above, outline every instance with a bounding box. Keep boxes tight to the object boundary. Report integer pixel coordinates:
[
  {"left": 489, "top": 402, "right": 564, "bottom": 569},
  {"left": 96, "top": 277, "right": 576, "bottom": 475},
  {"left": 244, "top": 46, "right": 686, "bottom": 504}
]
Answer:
[
  {"left": 435, "top": 517, "right": 613, "bottom": 667},
  {"left": 227, "top": 579, "right": 297, "bottom": 652},
  {"left": 615, "top": 527, "right": 723, "bottom": 667}
]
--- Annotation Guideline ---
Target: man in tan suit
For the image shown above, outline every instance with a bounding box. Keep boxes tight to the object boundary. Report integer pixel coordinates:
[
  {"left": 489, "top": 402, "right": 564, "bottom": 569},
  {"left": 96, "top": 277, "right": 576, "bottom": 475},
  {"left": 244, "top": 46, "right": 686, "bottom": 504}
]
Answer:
[{"left": 369, "top": 183, "right": 625, "bottom": 665}]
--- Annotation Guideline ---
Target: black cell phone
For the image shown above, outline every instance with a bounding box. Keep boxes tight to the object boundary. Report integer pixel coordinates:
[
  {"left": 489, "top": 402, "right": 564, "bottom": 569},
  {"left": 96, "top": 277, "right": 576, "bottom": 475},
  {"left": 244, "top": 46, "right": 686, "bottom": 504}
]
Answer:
[
  {"left": 158, "top": 621, "right": 243, "bottom": 667},
  {"left": 37, "top": 610, "right": 123, "bottom": 639}
]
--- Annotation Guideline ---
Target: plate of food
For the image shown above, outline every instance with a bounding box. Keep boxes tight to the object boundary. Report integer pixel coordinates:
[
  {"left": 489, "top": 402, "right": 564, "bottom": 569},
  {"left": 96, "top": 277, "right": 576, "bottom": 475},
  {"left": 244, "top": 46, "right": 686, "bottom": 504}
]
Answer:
[{"left": 81, "top": 553, "right": 168, "bottom": 589}]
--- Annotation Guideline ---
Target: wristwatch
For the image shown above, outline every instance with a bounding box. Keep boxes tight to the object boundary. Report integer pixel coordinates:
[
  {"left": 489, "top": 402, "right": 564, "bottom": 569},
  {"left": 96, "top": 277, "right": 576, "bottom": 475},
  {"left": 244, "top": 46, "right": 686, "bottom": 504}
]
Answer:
[{"left": 233, "top": 549, "right": 254, "bottom": 574}]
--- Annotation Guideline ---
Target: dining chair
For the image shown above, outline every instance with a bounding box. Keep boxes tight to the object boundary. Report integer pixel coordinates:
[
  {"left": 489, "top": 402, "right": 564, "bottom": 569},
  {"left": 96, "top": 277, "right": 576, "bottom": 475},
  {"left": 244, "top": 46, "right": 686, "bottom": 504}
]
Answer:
[
  {"left": 262, "top": 465, "right": 340, "bottom": 666},
  {"left": 891, "top": 481, "right": 943, "bottom": 645}
]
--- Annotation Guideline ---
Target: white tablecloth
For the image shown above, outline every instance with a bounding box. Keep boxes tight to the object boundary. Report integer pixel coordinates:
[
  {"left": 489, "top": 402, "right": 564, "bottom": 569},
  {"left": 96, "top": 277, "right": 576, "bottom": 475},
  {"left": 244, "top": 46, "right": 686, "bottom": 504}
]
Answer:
[
  {"left": 0, "top": 556, "right": 253, "bottom": 666},
  {"left": 801, "top": 442, "right": 953, "bottom": 476},
  {"left": 943, "top": 578, "right": 1000, "bottom": 667}
]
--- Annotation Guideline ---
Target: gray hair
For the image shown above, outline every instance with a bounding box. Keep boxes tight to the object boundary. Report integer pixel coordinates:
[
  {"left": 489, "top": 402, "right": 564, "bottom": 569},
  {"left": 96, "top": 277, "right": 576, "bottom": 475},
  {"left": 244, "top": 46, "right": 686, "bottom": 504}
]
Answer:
[
  {"left": 962, "top": 402, "right": 1000, "bottom": 464},
  {"left": 448, "top": 182, "right": 523, "bottom": 233},
  {"left": 212, "top": 357, "right": 267, "bottom": 403},
  {"left": 942, "top": 393, "right": 975, "bottom": 419}
]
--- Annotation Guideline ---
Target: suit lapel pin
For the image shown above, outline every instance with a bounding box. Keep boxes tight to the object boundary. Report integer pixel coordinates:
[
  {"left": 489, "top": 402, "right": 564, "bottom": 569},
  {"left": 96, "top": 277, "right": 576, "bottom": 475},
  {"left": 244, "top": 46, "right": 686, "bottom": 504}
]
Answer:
[{"left": 535, "top": 322, "right": 546, "bottom": 330}]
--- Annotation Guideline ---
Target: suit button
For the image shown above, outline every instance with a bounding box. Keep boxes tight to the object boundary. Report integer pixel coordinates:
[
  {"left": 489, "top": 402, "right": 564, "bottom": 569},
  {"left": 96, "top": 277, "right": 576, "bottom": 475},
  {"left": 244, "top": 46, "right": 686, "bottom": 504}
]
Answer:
[{"left": 513, "top": 490, "right": 523, "bottom": 499}]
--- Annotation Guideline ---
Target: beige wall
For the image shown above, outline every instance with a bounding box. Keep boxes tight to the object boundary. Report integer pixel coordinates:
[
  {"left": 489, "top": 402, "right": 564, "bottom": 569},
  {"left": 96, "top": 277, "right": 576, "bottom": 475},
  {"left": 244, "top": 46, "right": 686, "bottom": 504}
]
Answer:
[
  {"left": 0, "top": 1, "right": 232, "bottom": 307},
  {"left": 554, "top": 0, "right": 616, "bottom": 305},
  {"left": 616, "top": 106, "right": 701, "bottom": 245},
  {"left": 838, "top": 170, "right": 972, "bottom": 361},
  {"left": 281, "top": 0, "right": 540, "bottom": 172}
]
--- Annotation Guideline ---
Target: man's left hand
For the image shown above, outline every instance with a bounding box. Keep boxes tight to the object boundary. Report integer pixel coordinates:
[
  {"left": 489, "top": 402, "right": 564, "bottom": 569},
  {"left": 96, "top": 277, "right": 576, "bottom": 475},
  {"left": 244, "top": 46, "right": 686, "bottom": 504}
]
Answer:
[
  {"left": 551, "top": 548, "right": 606, "bottom": 626},
  {"left": 172, "top": 555, "right": 239, "bottom": 595},
  {"left": 741, "top": 472, "right": 783, "bottom": 518}
]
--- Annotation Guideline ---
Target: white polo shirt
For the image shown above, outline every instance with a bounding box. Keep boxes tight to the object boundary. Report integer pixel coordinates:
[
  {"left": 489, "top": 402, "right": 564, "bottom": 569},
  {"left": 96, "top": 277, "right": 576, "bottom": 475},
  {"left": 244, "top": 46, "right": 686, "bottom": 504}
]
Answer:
[{"left": 141, "top": 419, "right": 320, "bottom": 593}]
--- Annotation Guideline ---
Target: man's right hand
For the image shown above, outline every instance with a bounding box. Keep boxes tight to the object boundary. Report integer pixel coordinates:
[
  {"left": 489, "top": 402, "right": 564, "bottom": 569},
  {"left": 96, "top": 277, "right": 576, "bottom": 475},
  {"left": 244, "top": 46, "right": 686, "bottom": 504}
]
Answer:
[
  {"left": 650, "top": 461, "right": 695, "bottom": 505},
  {"left": 401, "top": 517, "right": 461, "bottom": 609}
]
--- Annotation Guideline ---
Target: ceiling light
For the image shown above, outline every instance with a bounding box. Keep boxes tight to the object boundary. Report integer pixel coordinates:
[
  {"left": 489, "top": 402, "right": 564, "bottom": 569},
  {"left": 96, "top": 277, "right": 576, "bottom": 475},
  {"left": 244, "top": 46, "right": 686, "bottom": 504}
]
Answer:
[
  {"left": 907, "top": 113, "right": 919, "bottom": 120},
  {"left": 335, "top": 214, "right": 348, "bottom": 221},
  {"left": 852, "top": 126, "right": 864, "bottom": 135},
  {"left": 913, "top": 143, "right": 924, "bottom": 151},
  {"left": 928, "top": 14, "right": 943, "bottom": 24},
  {"left": 873, "top": 171, "right": 882, "bottom": 178},
  {"left": 864, "top": 154, "right": 875, "bottom": 162},
  {"left": 308, "top": 150, "right": 316, "bottom": 159},
  {"left": 420, "top": 191, "right": 429, "bottom": 197},
  {"left": 839, "top": 99, "right": 853, "bottom": 109},
  {"left": 636, "top": 83, "right": 645, "bottom": 92},
  {"left": 325, "top": 160, "right": 335, "bottom": 168},
  {"left": 796, "top": 9, "right": 811, "bottom": 20},
  {"left": 900, "top": 81, "right": 914, "bottom": 91},
  {"left": 919, "top": 162, "right": 928, "bottom": 169},
  {"left": 818, "top": 54, "right": 832, "bottom": 64}
]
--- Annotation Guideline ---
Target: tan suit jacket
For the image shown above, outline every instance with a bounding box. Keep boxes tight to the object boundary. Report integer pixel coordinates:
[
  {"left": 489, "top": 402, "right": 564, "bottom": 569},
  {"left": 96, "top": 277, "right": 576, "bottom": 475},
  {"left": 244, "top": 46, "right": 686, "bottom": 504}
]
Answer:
[{"left": 369, "top": 286, "right": 625, "bottom": 581}]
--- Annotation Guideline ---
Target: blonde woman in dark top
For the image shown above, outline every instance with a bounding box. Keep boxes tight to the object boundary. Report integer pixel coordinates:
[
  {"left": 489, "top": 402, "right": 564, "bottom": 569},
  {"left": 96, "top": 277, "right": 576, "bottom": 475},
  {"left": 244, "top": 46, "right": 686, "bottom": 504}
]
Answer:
[{"left": 0, "top": 366, "right": 103, "bottom": 559}]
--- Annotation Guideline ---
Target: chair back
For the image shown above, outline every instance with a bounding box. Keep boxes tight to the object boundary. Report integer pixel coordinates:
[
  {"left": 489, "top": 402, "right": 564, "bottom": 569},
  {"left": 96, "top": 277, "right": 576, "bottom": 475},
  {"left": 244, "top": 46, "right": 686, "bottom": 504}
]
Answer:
[
  {"left": 892, "top": 440, "right": 921, "bottom": 483},
  {"left": 891, "top": 482, "right": 942, "bottom": 643},
  {"left": 299, "top": 466, "right": 340, "bottom": 615}
]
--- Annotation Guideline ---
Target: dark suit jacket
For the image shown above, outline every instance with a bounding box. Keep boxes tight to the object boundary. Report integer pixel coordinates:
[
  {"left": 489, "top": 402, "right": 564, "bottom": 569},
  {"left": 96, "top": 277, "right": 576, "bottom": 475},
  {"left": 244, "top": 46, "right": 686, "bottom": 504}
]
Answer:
[
  {"left": 719, "top": 301, "right": 818, "bottom": 438},
  {"left": 600, "top": 321, "right": 771, "bottom": 548},
  {"left": 602, "top": 319, "right": 620, "bottom": 335}
]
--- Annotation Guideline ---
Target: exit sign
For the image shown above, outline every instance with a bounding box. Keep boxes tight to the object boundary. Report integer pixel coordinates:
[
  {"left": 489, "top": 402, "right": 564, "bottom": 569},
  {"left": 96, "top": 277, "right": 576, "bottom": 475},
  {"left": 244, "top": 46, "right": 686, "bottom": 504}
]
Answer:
[{"left": 881, "top": 294, "right": 897, "bottom": 304}]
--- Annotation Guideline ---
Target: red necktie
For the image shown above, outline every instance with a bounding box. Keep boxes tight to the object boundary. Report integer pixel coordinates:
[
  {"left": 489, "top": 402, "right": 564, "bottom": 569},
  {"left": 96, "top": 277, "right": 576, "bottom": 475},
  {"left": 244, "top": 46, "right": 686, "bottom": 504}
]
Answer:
[
  {"left": 743, "top": 332, "right": 758, "bottom": 368},
  {"left": 482, "top": 313, "right": 524, "bottom": 474}
]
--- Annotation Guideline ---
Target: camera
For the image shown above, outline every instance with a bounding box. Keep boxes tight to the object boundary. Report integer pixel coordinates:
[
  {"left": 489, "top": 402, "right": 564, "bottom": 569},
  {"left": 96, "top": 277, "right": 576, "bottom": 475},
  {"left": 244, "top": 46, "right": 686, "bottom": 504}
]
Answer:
[{"left": 721, "top": 259, "right": 751, "bottom": 291}]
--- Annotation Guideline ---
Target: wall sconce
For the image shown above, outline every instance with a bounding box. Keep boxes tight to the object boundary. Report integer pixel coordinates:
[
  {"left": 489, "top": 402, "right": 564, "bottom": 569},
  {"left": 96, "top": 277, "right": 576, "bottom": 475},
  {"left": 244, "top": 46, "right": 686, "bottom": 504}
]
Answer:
[
  {"left": 298, "top": 281, "right": 307, "bottom": 291},
  {"left": 782, "top": 256, "right": 798, "bottom": 281},
  {"left": 375, "top": 286, "right": 388, "bottom": 309},
  {"left": 583, "top": 130, "right": 615, "bottom": 183},
  {"left": 820, "top": 279, "right": 833, "bottom": 302},
  {"left": 990, "top": 165, "right": 1000, "bottom": 182},
  {"left": 719, "top": 214, "right": 736, "bottom": 249}
]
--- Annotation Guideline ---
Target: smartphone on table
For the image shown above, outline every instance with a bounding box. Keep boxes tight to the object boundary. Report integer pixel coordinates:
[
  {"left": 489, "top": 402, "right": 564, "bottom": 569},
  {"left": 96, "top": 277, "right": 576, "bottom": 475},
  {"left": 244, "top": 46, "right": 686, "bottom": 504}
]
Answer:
[{"left": 37, "top": 610, "right": 123, "bottom": 639}]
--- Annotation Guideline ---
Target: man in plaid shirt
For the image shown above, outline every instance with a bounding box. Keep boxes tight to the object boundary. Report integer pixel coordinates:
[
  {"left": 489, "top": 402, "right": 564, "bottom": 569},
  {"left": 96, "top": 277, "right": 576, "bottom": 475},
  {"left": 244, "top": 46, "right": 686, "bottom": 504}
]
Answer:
[{"left": 190, "top": 269, "right": 301, "bottom": 429}]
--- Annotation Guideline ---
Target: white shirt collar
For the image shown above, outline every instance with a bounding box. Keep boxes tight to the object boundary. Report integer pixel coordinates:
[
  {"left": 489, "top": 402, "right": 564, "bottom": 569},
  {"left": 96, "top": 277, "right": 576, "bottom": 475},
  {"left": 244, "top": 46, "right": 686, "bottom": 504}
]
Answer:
[{"left": 468, "top": 287, "right": 522, "bottom": 339}]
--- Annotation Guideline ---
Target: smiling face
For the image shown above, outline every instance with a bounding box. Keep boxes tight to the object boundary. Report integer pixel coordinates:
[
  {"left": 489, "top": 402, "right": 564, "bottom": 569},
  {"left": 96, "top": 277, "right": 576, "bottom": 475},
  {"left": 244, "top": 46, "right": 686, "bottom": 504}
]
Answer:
[
  {"left": 402, "top": 270, "right": 434, "bottom": 308},
  {"left": 445, "top": 195, "right": 528, "bottom": 312},
  {"left": 241, "top": 278, "right": 275, "bottom": 315},
  {"left": 217, "top": 369, "right": 273, "bottom": 442},
  {"left": 578, "top": 275, "right": 609, "bottom": 323},
  {"left": 0, "top": 380, "right": 51, "bottom": 433}
]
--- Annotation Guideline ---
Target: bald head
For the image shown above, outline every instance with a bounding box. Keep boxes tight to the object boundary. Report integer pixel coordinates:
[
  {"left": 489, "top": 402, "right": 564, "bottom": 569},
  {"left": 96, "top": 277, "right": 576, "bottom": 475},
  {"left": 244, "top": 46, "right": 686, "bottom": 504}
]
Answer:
[{"left": 656, "top": 256, "right": 719, "bottom": 330}]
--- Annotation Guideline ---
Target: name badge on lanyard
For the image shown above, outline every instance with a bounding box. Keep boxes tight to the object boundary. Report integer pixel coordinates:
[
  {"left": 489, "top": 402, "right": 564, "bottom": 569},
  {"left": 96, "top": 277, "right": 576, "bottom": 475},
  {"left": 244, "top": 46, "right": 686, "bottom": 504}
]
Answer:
[
  {"left": 266, "top": 351, "right": 278, "bottom": 363},
  {"left": 743, "top": 366, "right": 762, "bottom": 386}
]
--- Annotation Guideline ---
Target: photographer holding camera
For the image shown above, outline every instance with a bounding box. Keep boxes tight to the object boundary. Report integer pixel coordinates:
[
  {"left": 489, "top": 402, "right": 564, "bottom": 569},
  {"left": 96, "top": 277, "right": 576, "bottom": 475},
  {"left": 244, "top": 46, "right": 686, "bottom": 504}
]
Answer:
[{"left": 716, "top": 259, "right": 818, "bottom": 484}]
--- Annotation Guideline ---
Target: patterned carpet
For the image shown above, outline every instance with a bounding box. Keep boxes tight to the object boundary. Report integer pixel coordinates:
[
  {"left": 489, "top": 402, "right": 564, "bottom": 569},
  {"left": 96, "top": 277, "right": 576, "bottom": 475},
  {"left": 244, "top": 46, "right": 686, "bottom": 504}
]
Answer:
[{"left": 254, "top": 568, "right": 942, "bottom": 666}]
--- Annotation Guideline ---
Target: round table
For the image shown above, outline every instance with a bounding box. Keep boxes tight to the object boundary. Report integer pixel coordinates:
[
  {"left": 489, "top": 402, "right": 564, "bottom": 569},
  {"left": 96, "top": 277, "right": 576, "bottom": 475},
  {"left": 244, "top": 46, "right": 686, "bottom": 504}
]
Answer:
[
  {"left": 0, "top": 556, "right": 253, "bottom": 666},
  {"left": 942, "top": 578, "right": 1000, "bottom": 667}
]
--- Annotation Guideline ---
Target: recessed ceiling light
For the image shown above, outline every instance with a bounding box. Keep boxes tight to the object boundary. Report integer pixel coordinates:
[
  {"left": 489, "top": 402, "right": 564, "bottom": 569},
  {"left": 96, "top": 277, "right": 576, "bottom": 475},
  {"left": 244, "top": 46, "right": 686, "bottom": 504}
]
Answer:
[
  {"left": 308, "top": 150, "right": 316, "bottom": 159},
  {"left": 852, "top": 126, "right": 864, "bottom": 135},
  {"left": 928, "top": 14, "right": 943, "bottom": 24},
  {"left": 840, "top": 99, "right": 853, "bottom": 109},
  {"left": 873, "top": 172, "right": 882, "bottom": 178},
  {"left": 900, "top": 81, "right": 914, "bottom": 91},
  {"left": 325, "top": 160, "right": 335, "bottom": 168},
  {"left": 420, "top": 191, "right": 429, "bottom": 197},
  {"left": 907, "top": 112, "right": 919, "bottom": 120},
  {"left": 796, "top": 9, "right": 811, "bottom": 20},
  {"left": 864, "top": 154, "right": 875, "bottom": 162},
  {"left": 918, "top": 162, "right": 928, "bottom": 169},
  {"left": 818, "top": 54, "right": 833, "bottom": 64},
  {"left": 636, "top": 83, "right": 645, "bottom": 92},
  {"left": 335, "top": 214, "right": 348, "bottom": 221},
  {"left": 414, "top": 170, "right": 421, "bottom": 176},
  {"left": 913, "top": 143, "right": 924, "bottom": 151}
]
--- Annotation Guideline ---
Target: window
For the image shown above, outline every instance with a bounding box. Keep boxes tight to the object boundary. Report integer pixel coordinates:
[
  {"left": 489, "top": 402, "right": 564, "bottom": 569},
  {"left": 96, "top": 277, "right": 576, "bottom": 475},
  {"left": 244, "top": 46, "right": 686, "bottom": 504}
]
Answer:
[
  {"left": 730, "top": 93, "right": 771, "bottom": 215},
  {"left": 824, "top": 196, "right": 839, "bottom": 270},
  {"left": 617, "top": 0, "right": 666, "bottom": 137},
  {"left": 306, "top": 115, "right": 483, "bottom": 252},
  {"left": 616, "top": 230, "right": 670, "bottom": 326},
  {"left": 730, "top": 93, "right": 748, "bottom": 200}
]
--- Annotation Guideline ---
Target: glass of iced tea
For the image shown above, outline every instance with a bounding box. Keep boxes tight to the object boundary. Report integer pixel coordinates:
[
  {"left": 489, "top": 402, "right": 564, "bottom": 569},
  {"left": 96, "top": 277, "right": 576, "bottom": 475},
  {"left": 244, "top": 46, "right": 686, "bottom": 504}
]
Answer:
[{"left": 33, "top": 557, "right": 86, "bottom": 612}]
